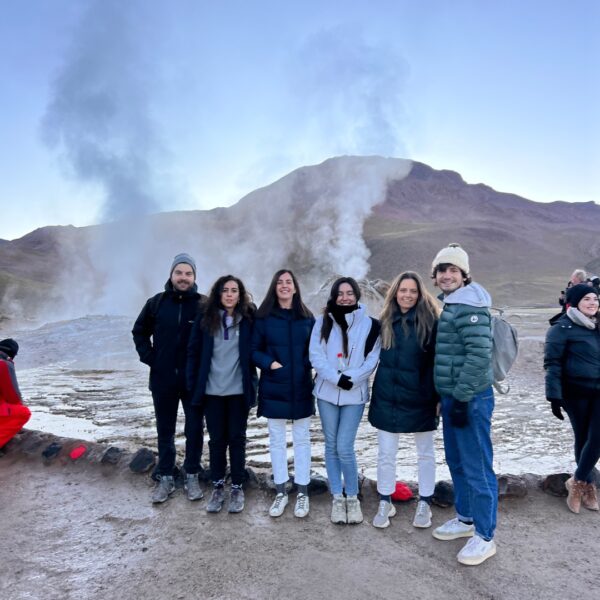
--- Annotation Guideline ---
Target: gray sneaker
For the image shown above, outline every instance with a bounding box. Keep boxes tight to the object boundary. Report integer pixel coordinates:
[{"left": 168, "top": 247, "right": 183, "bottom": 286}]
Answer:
[
  {"left": 331, "top": 495, "right": 347, "bottom": 524},
  {"left": 185, "top": 473, "right": 204, "bottom": 501},
  {"left": 413, "top": 500, "right": 432, "bottom": 528},
  {"left": 228, "top": 487, "right": 245, "bottom": 513},
  {"left": 206, "top": 487, "right": 225, "bottom": 513},
  {"left": 372, "top": 500, "right": 396, "bottom": 528},
  {"left": 151, "top": 475, "right": 175, "bottom": 504},
  {"left": 346, "top": 495, "right": 363, "bottom": 524}
]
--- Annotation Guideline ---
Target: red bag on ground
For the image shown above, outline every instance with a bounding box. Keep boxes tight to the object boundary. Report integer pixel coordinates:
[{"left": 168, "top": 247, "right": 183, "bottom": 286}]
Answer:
[{"left": 391, "top": 481, "right": 414, "bottom": 501}]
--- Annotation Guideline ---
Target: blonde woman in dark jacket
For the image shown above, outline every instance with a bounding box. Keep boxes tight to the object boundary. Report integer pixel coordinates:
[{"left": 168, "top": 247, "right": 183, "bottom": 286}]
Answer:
[{"left": 369, "top": 272, "right": 439, "bottom": 529}]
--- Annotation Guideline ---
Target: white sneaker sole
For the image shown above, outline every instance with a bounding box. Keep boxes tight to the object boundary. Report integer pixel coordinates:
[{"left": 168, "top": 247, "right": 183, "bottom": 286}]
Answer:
[
  {"left": 413, "top": 518, "right": 432, "bottom": 529},
  {"left": 457, "top": 544, "right": 497, "bottom": 566},
  {"left": 433, "top": 526, "right": 475, "bottom": 541}
]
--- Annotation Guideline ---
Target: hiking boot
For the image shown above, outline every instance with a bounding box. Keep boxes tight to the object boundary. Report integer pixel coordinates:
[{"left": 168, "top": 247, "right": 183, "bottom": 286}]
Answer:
[
  {"left": 346, "top": 496, "right": 363, "bottom": 524},
  {"left": 228, "top": 486, "right": 245, "bottom": 513},
  {"left": 151, "top": 475, "right": 175, "bottom": 504},
  {"left": 432, "top": 517, "right": 475, "bottom": 540},
  {"left": 331, "top": 495, "right": 347, "bottom": 524},
  {"left": 184, "top": 473, "right": 204, "bottom": 501},
  {"left": 457, "top": 535, "right": 497, "bottom": 566},
  {"left": 413, "top": 500, "right": 432, "bottom": 528},
  {"left": 565, "top": 476, "right": 586, "bottom": 514},
  {"left": 206, "top": 486, "right": 225, "bottom": 513},
  {"left": 582, "top": 482, "right": 600, "bottom": 511},
  {"left": 372, "top": 500, "right": 396, "bottom": 528},
  {"left": 294, "top": 493, "right": 310, "bottom": 518},
  {"left": 269, "top": 493, "right": 288, "bottom": 517}
]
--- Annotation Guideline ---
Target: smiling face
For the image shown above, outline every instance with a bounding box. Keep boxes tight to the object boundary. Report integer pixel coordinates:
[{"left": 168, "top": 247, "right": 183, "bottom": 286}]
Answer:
[
  {"left": 276, "top": 272, "right": 296, "bottom": 308},
  {"left": 170, "top": 263, "right": 195, "bottom": 292},
  {"left": 578, "top": 292, "right": 600, "bottom": 318},
  {"left": 221, "top": 280, "right": 240, "bottom": 313},
  {"left": 435, "top": 264, "right": 465, "bottom": 295},
  {"left": 396, "top": 277, "right": 419, "bottom": 313},
  {"left": 336, "top": 283, "right": 357, "bottom": 306}
]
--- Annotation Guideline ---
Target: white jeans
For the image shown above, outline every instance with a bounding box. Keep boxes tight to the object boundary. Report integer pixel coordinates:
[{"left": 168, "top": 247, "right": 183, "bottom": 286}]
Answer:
[
  {"left": 376, "top": 429, "right": 436, "bottom": 497},
  {"left": 267, "top": 417, "right": 311, "bottom": 486}
]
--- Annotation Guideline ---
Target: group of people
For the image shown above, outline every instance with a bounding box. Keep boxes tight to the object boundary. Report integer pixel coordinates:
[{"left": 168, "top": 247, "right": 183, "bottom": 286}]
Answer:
[
  {"left": 132, "top": 243, "right": 504, "bottom": 566},
  {"left": 1, "top": 243, "right": 597, "bottom": 570}
]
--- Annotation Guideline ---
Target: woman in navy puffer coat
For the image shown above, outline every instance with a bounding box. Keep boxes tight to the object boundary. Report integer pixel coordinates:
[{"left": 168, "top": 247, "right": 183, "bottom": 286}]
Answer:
[{"left": 252, "top": 269, "right": 315, "bottom": 519}]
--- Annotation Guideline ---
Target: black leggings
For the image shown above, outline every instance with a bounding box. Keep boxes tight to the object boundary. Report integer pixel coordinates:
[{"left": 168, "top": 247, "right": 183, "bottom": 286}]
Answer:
[
  {"left": 562, "top": 393, "right": 600, "bottom": 483},
  {"left": 203, "top": 394, "right": 249, "bottom": 486}
]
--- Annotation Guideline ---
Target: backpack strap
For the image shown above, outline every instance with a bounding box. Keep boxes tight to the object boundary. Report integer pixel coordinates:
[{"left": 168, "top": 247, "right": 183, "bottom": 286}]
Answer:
[{"left": 364, "top": 317, "right": 381, "bottom": 357}]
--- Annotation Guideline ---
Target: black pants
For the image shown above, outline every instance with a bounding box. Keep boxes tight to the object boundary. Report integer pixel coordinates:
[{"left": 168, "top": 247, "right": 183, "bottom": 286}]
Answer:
[
  {"left": 203, "top": 394, "right": 249, "bottom": 485},
  {"left": 152, "top": 391, "right": 204, "bottom": 477},
  {"left": 562, "top": 391, "right": 600, "bottom": 483}
]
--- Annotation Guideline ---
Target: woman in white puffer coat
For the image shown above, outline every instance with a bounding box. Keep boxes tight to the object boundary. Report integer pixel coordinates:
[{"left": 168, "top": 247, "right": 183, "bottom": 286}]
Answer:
[{"left": 309, "top": 277, "right": 381, "bottom": 525}]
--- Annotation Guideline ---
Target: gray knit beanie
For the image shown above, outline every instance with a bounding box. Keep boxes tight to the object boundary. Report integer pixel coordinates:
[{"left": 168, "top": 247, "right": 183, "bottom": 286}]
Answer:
[{"left": 170, "top": 253, "right": 196, "bottom": 277}]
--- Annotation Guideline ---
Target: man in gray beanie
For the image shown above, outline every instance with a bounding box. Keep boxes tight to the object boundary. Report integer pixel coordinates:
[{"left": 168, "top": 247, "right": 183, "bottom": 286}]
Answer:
[
  {"left": 132, "top": 254, "right": 206, "bottom": 504},
  {"left": 430, "top": 244, "right": 498, "bottom": 566}
]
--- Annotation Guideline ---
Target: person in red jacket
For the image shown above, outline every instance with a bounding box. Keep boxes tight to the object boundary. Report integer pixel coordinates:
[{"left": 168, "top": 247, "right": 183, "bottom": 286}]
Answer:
[{"left": 0, "top": 338, "right": 30, "bottom": 448}]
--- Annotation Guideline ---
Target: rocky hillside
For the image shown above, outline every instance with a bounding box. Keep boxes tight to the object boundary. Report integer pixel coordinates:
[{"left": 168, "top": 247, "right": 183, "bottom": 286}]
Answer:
[{"left": 1, "top": 156, "right": 598, "bottom": 320}]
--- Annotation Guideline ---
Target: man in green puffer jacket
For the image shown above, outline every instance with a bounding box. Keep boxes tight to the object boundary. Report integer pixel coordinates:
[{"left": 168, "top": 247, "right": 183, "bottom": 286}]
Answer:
[{"left": 429, "top": 243, "right": 498, "bottom": 567}]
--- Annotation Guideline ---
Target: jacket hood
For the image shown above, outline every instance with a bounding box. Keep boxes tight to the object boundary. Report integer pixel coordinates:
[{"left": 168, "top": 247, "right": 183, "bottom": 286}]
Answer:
[
  {"left": 328, "top": 302, "right": 368, "bottom": 325},
  {"left": 443, "top": 282, "right": 492, "bottom": 308}
]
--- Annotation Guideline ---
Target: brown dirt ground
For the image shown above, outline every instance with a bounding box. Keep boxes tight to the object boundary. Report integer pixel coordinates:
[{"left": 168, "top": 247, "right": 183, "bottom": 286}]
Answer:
[{"left": 1, "top": 450, "right": 599, "bottom": 600}]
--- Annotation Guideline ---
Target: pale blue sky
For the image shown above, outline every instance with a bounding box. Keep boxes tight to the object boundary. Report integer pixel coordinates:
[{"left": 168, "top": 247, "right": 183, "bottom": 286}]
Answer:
[{"left": 1, "top": 0, "right": 598, "bottom": 240}]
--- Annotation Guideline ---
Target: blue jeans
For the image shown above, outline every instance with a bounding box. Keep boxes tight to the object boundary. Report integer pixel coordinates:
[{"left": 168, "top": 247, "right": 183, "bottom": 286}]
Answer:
[
  {"left": 441, "top": 388, "right": 497, "bottom": 541},
  {"left": 317, "top": 399, "right": 365, "bottom": 496}
]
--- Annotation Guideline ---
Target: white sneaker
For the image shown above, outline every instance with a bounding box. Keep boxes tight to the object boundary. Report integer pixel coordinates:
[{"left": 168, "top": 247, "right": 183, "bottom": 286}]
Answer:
[
  {"left": 331, "top": 495, "right": 347, "bottom": 524},
  {"left": 346, "top": 495, "right": 363, "bottom": 524},
  {"left": 294, "top": 493, "right": 309, "bottom": 518},
  {"left": 372, "top": 500, "right": 396, "bottom": 529},
  {"left": 432, "top": 517, "right": 475, "bottom": 540},
  {"left": 412, "top": 500, "right": 432, "bottom": 528},
  {"left": 269, "top": 493, "right": 288, "bottom": 517},
  {"left": 457, "top": 535, "right": 497, "bottom": 566}
]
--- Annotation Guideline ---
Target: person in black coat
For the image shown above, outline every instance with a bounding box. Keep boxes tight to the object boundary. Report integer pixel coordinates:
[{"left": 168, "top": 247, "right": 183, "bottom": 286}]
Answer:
[
  {"left": 252, "top": 269, "right": 315, "bottom": 519},
  {"left": 544, "top": 283, "right": 600, "bottom": 514},
  {"left": 132, "top": 253, "right": 206, "bottom": 504},
  {"left": 369, "top": 271, "right": 440, "bottom": 530},
  {"left": 187, "top": 275, "right": 257, "bottom": 514}
]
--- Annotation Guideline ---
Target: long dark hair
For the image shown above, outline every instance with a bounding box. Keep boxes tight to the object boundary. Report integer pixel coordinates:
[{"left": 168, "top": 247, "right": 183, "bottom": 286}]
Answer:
[
  {"left": 320, "top": 277, "right": 361, "bottom": 357},
  {"left": 201, "top": 275, "right": 254, "bottom": 335},
  {"left": 381, "top": 271, "right": 439, "bottom": 349},
  {"left": 256, "top": 269, "right": 313, "bottom": 319}
]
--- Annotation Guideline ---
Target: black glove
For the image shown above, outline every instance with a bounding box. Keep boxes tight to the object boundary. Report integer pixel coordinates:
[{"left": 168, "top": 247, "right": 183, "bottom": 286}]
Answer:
[
  {"left": 337, "top": 374, "right": 353, "bottom": 391},
  {"left": 449, "top": 400, "right": 469, "bottom": 428},
  {"left": 548, "top": 398, "right": 564, "bottom": 421}
]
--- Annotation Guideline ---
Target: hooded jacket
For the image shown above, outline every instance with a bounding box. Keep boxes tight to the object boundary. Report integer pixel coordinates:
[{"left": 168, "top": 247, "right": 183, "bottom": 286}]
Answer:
[
  {"left": 434, "top": 282, "right": 493, "bottom": 402},
  {"left": 132, "top": 280, "right": 204, "bottom": 395},
  {"left": 309, "top": 303, "right": 381, "bottom": 406}
]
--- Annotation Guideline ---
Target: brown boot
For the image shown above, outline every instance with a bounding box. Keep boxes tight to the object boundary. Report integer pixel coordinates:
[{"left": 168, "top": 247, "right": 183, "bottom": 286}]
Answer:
[
  {"left": 565, "top": 477, "right": 586, "bottom": 513},
  {"left": 582, "top": 482, "right": 600, "bottom": 511}
]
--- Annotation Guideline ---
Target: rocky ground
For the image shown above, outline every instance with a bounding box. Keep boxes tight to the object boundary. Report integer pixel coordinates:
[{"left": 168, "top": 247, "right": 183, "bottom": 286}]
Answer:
[{"left": 1, "top": 431, "right": 599, "bottom": 600}]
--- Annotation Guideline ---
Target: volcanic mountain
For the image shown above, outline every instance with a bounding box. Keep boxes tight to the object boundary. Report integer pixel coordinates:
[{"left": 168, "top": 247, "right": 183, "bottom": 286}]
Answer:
[{"left": 1, "top": 156, "right": 598, "bottom": 320}]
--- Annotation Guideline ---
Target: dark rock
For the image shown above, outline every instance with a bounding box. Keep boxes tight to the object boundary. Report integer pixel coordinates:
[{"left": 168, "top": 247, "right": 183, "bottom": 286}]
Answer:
[
  {"left": 497, "top": 474, "right": 528, "bottom": 499},
  {"left": 42, "top": 442, "right": 62, "bottom": 460},
  {"left": 522, "top": 473, "right": 543, "bottom": 490},
  {"left": 129, "top": 448, "right": 156, "bottom": 474},
  {"left": 307, "top": 474, "right": 329, "bottom": 496},
  {"left": 542, "top": 473, "right": 570, "bottom": 497},
  {"left": 244, "top": 468, "right": 260, "bottom": 489},
  {"left": 432, "top": 480, "right": 454, "bottom": 507},
  {"left": 101, "top": 447, "right": 124, "bottom": 465}
]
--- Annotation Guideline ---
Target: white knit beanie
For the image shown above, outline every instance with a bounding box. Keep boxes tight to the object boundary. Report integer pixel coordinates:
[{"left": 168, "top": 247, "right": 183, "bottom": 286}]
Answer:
[{"left": 432, "top": 243, "right": 470, "bottom": 275}]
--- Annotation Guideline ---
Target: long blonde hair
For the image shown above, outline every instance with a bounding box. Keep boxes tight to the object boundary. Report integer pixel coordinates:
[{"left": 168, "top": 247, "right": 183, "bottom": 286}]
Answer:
[{"left": 380, "top": 271, "right": 440, "bottom": 350}]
